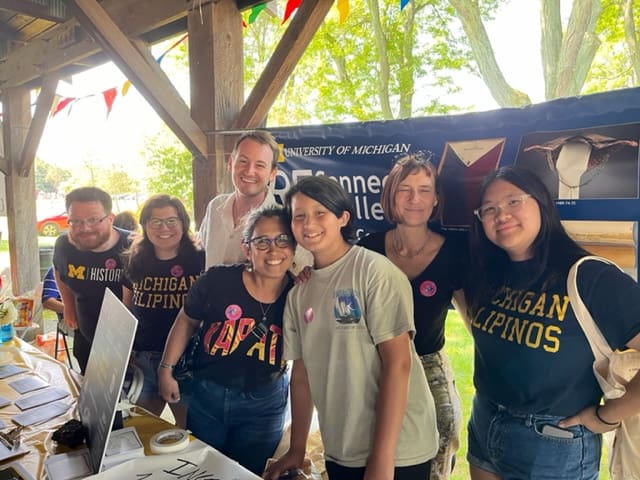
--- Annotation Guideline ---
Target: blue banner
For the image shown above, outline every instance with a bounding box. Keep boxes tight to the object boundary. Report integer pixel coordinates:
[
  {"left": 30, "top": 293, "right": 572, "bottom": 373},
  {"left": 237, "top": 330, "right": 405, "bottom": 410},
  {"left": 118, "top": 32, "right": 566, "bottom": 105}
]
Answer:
[{"left": 270, "top": 87, "right": 640, "bottom": 239}]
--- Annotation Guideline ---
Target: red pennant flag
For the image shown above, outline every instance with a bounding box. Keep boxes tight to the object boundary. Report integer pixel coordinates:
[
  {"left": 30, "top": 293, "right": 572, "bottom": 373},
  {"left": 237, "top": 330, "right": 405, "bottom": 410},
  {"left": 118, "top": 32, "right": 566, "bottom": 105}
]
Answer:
[
  {"left": 282, "top": 0, "right": 302, "bottom": 23},
  {"left": 102, "top": 88, "right": 117, "bottom": 117},
  {"left": 52, "top": 97, "right": 75, "bottom": 117}
]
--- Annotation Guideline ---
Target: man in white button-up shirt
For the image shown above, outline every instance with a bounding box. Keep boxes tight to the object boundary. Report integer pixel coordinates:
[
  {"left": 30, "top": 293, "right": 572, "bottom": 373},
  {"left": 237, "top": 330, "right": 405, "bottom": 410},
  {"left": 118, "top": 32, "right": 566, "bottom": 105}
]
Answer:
[{"left": 198, "top": 130, "right": 311, "bottom": 272}]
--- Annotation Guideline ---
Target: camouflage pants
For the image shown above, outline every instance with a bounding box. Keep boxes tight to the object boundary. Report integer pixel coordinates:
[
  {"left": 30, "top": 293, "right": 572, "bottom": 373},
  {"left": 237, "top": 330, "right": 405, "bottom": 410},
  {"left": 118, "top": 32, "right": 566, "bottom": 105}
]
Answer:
[{"left": 420, "top": 351, "right": 462, "bottom": 480}]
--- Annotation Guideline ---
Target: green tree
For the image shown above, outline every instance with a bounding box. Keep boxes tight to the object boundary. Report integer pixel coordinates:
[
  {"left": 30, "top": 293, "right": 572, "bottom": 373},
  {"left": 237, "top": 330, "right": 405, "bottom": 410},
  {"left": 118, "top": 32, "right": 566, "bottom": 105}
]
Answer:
[
  {"left": 35, "top": 159, "right": 71, "bottom": 193},
  {"left": 101, "top": 166, "right": 140, "bottom": 196},
  {"left": 244, "top": 0, "right": 477, "bottom": 123},
  {"left": 141, "top": 126, "right": 194, "bottom": 214},
  {"left": 450, "top": 0, "right": 640, "bottom": 106},
  {"left": 583, "top": 0, "right": 640, "bottom": 93}
]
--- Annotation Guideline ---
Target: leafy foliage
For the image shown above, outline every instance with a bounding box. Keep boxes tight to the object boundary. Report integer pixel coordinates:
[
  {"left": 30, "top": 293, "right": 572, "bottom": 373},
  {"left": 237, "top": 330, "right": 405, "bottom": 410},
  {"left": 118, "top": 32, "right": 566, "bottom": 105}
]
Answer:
[
  {"left": 141, "top": 126, "right": 194, "bottom": 215},
  {"left": 35, "top": 160, "right": 71, "bottom": 193},
  {"left": 244, "top": 0, "right": 478, "bottom": 124},
  {"left": 584, "top": 0, "right": 640, "bottom": 93},
  {"left": 101, "top": 167, "right": 139, "bottom": 196}
]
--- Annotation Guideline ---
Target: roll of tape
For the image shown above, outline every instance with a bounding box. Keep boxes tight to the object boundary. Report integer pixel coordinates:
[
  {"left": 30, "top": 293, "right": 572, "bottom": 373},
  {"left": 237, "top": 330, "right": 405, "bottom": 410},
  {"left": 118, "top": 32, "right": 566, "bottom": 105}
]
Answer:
[{"left": 149, "top": 429, "right": 190, "bottom": 455}]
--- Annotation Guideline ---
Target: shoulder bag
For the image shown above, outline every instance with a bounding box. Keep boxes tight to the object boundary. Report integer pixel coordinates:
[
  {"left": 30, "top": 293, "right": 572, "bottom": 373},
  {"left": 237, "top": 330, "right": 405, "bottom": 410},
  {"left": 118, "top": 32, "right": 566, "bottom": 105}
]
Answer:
[{"left": 568, "top": 255, "right": 640, "bottom": 480}]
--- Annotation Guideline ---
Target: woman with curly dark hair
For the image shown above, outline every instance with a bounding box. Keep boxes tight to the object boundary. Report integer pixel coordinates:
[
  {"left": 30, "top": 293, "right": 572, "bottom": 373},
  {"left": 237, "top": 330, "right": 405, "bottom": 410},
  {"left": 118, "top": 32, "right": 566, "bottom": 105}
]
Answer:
[{"left": 122, "top": 194, "right": 204, "bottom": 427}]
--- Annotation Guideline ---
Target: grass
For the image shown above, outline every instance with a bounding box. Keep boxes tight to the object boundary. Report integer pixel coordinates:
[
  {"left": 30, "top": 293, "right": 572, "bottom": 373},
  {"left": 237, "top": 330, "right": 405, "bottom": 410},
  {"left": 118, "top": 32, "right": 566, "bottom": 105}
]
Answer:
[
  {"left": 443, "top": 310, "right": 474, "bottom": 480},
  {"left": 0, "top": 236, "right": 56, "bottom": 250},
  {"left": 444, "top": 309, "right": 610, "bottom": 480}
]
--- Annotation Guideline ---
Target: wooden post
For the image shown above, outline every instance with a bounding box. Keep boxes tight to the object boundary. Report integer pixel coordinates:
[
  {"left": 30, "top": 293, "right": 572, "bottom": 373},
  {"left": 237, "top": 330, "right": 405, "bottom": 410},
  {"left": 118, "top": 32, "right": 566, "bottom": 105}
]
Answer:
[
  {"left": 188, "top": 0, "right": 243, "bottom": 226},
  {"left": 1, "top": 87, "right": 40, "bottom": 294}
]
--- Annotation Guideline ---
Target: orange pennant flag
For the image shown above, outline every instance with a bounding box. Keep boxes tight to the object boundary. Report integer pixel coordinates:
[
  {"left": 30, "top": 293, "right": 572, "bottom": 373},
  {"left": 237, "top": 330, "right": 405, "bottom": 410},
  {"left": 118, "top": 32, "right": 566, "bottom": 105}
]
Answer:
[
  {"left": 102, "top": 88, "right": 117, "bottom": 117},
  {"left": 337, "top": 0, "right": 349, "bottom": 22}
]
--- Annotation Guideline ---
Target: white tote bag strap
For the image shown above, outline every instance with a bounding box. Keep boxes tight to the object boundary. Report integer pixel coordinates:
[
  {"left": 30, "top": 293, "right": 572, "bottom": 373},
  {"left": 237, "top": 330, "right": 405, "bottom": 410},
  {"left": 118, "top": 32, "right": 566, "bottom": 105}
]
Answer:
[{"left": 567, "top": 255, "right": 621, "bottom": 362}]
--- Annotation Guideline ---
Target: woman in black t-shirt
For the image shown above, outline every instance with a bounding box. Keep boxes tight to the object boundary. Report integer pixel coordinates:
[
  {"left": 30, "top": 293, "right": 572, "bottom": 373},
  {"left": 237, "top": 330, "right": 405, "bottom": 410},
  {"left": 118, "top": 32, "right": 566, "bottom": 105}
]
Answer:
[
  {"left": 359, "top": 152, "right": 467, "bottom": 480},
  {"left": 159, "top": 206, "right": 295, "bottom": 476},
  {"left": 121, "top": 194, "right": 204, "bottom": 428}
]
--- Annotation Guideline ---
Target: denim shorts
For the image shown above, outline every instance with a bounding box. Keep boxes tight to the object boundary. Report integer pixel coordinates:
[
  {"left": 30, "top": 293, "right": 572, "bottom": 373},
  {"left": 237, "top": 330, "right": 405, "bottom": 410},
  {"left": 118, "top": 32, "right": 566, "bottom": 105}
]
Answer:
[{"left": 467, "top": 395, "right": 601, "bottom": 480}]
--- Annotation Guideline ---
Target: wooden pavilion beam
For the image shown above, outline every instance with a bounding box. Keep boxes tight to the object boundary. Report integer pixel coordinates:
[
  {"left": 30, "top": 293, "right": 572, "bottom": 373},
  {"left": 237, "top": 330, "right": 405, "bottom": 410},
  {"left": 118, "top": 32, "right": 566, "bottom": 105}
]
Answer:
[
  {"left": 234, "top": 0, "right": 335, "bottom": 128},
  {"left": 0, "top": 0, "right": 68, "bottom": 23},
  {"left": 65, "top": 0, "right": 208, "bottom": 160},
  {"left": 19, "top": 73, "right": 59, "bottom": 177},
  {"left": 0, "top": 0, "right": 194, "bottom": 91}
]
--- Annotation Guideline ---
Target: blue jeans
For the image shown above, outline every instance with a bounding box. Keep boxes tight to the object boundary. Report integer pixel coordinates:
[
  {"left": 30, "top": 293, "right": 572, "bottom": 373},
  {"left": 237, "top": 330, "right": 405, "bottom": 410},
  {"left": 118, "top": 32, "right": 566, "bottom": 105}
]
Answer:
[
  {"left": 467, "top": 395, "right": 601, "bottom": 479},
  {"left": 187, "top": 374, "right": 288, "bottom": 475},
  {"left": 130, "top": 351, "right": 190, "bottom": 402}
]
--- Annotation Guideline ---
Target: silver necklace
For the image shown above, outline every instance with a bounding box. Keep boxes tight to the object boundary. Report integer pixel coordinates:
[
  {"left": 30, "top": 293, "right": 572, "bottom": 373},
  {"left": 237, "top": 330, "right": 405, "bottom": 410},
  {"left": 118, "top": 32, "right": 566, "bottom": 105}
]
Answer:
[
  {"left": 258, "top": 301, "right": 273, "bottom": 323},
  {"left": 252, "top": 301, "right": 274, "bottom": 340}
]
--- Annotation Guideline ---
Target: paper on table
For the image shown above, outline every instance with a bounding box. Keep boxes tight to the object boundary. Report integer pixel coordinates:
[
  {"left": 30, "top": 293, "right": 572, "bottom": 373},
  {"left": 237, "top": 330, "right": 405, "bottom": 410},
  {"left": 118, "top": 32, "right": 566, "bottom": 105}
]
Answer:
[
  {"left": 45, "top": 449, "right": 93, "bottom": 480},
  {"left": 0, "top": 439, "right": 29, "bottom": 463},
  {"left": 12, "top": 400, "right": 71, "bottom": 427},
  {"left": 0, "top": 461, "right": 35, "bottom": 480},
  {"left": 9, "top": 376, "right": 48, "bottom": 395},
  {"left": 15, "top": 387, "right": 69, "bottom": 410},
  {"left": 0, "top": 396, "right": 11, "bottom": 408},
  {"left": 0, "top": 365, "right": 28, "bottom": 379}
]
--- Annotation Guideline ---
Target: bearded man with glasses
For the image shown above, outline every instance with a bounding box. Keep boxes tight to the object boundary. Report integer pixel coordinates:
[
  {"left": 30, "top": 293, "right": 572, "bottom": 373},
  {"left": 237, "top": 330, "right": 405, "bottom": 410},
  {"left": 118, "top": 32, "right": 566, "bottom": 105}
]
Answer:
[{"left": 53, "top": 187, "right": 132, "bottom": 374}]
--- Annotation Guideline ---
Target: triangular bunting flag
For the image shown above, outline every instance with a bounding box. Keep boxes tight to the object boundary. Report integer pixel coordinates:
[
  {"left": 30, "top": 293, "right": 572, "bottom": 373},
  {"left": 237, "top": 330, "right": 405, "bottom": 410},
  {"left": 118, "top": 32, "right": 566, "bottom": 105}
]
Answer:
[
  {"left": 282, "top": 0, "right": 302, "bottom": 23},
  {"left": 52, "top": 97, "right": 75, "bottom": 117},
  {"left": 249, "top": 3, "right": 267, "bottom": 23},
  {"left": 337, "top": 0, "right": 349, "bottom": 22},
  {"left": 102, "top": 88, "right": 117, "bottom": 117},
  {"left": 400, "top": 0, "right": 410, "bottom": 10},
  {"left": 121, "top": 80, "right": 132, "bottom": 97}
]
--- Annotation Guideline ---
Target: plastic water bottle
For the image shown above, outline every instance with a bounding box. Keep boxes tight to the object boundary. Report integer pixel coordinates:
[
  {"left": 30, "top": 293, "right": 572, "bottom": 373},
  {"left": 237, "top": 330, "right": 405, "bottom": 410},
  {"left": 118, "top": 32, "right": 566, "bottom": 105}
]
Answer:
[{"left": 0, "top": 300, "right": 17, "bottom": 343}]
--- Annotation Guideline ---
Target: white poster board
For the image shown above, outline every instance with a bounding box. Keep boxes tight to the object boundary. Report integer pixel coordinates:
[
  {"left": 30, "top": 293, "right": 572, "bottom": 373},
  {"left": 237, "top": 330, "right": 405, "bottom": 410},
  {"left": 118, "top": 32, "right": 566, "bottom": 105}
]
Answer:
[
  {"left": 77, "top": 289, "right": 138, "bottom": 474},
  {"left": 86, "top": 443, "right": 261, "bottom": 479}
]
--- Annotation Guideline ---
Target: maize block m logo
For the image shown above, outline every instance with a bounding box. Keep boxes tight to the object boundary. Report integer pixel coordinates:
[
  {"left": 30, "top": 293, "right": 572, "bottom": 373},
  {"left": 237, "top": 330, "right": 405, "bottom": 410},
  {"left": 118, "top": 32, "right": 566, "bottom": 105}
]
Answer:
[{"left": 68, "top": 264, "right": 86, "bottom": 280}]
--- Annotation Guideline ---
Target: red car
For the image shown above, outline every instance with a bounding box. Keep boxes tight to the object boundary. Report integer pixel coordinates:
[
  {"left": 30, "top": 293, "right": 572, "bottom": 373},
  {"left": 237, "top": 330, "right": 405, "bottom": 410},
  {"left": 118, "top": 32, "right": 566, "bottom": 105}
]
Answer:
[{"left": 37, "top": 213, "right": 68, "bottom": 237}]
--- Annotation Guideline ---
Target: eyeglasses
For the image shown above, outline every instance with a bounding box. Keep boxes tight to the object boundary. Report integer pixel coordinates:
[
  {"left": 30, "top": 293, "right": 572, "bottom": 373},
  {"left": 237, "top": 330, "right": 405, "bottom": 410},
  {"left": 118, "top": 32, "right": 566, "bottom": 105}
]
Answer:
[
  {"left": 246, "top": 234, "right": 292, "bottom": 250},
  {"left": 474, "top": 194, "right": 532, "bottom": 221},
  {"left": 67, "top": 214, "right": 110, "bottom": 228},
  {"left": 147, "top": 217, "right": 181, "bottom": 229}
]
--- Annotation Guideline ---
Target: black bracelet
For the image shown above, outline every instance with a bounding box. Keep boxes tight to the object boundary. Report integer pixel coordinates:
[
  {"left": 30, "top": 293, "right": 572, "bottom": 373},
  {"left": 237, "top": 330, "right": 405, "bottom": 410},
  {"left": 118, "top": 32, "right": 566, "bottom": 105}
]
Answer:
[{"left": 595, "top": 406, "right": 620, "bottom": 427}]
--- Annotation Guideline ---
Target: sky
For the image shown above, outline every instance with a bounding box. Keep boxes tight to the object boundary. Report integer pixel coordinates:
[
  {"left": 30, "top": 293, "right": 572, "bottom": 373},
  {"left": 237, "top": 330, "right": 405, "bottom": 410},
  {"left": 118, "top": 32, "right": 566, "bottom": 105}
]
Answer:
[{"left": 36, "top": 1, "right": 547, "bottom": 171}]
